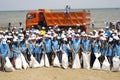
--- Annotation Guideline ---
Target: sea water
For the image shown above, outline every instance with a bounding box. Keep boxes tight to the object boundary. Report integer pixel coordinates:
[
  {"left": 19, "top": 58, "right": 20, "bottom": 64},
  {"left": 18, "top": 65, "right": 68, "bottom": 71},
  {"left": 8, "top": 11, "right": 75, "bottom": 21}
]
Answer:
[{"left": 0, "top": 8, "right": 120, "bottom": 28}]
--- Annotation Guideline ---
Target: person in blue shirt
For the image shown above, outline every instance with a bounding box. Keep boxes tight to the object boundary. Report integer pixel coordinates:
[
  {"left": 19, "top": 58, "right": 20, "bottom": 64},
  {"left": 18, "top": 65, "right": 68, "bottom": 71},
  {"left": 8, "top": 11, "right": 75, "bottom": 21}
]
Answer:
[
  {"left": 7, "top": 40, "right": 14, "bottom": 64},
  {"left": 91, "top": 36, "right": 101, "bottom": 67},
  {"left": 28, "top": 38, "right": 35, "bottom": 56},
  {"left": 81, "top": 34, "right": 91, "bottom": 53},
  {"left": 72, "top": 34, "right": 81, "bottom": 59},
  {"left": 65, "top": 4, "right": 70, "bottom": 16},
  {"left": 52, "top": 36, "right": 60, "bottom": 61},
  {"left": 0, "top": 39, "right": 10, "bottom": 71},
  {"left": 20, "top": 38, "right": 30, "bottom": 62},
  {"left": 60, "top": 38, "right": 70, "bottom": 56},
  {"left": 43, "top": 35, "right": 52, "bottom": 65},
  {"left": 107, "top": 42, "right": 114, "bottom": 68},
  {"left": 115, "top": 39, "right": 120, "bottom": 57},
  {"left": 12, "top": 39, "right": 21, "bottom": 67},
  {"left": 34, "top": 38, "right": 43, "bottom": 63},
  {"left": 99, "top": 37, "right": 108, "bottom": 65}
]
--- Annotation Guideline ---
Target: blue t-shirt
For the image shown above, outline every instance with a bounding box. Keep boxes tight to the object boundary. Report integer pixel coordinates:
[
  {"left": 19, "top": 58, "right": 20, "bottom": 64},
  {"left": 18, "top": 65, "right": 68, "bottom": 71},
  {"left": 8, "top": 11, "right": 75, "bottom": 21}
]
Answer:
[
  {"left": 105, "top": 30, "right": 111, "bottom": 37},
  {"left": 61, "top": 44, "right": 69, "bottom": 56},
  {"left": 115, "top": 44, "right": 120, "bottom": 56},
  {"left": 107, "top": 46, "right": 114, "bottom": 57},
  {"left": 93, "top": 41, "right": 99, "bottom": 54},
  {"left": 44, "top": 39, "right": 52, "bottom": 53},
  {"left": 12, "top": 45, "right": 20, "bottom": 58},
  {"left": 82, "top": 40, "right": 90, "bottom": 52},
  {"left": 34, "top": 42, "right": 42, "bottom": 54},
  {"left": 28, "top": 42, "right": 35, "bottom": 54},
  {"left": 0, "top": 44, "right": 9, "bottom": 58},
  {"left": 52, "top": 40, "right": 59, "bottom": 51},
  {"left": 20, "top": 42, "right": 26, "bottom": 53},
  {"left": 72, "top": 39, "right": 81, "bottom": 52},
  {"left": 100, "top": 42, "right": 107, "bottom": 55}
]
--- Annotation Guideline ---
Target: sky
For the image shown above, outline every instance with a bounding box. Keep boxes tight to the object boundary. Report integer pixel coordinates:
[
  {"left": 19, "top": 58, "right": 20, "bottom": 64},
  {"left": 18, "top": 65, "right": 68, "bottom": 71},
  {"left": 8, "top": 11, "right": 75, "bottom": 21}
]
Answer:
[{"left": 0, "top": 0, "right": 120, "bottom": 11}]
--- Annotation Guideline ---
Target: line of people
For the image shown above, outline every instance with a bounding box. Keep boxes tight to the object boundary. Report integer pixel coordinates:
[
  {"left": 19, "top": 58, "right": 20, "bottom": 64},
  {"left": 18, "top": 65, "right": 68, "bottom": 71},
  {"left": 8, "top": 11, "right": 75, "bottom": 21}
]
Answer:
[{"left": 0, "top": 26, "right": 120, "bottom": 72}]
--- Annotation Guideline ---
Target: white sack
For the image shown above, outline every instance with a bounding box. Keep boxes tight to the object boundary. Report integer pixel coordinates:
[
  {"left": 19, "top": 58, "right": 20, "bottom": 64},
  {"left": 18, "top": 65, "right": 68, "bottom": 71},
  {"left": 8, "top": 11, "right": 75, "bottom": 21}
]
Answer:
[
  {"left": 15, "top": 56, "right": 22, "bottom": 70},
  {"left": 4, "top": 57, "right": 15, "bottom": 72},
  {"left": 62, "top": 52, "right": 68, "bottom": 69},
  {"left": 72, "top": 53, "right": 81, "bottom": 69},
  {"left": 30, "top": 55, "right": 40, "bottom": 68},
  {"left": 20, "top": 53, "right": 29, "bottom": 69},
  {"left": 44, "top": 54, "right": 50, "bottom": 67},
  {"left": 53, "top": 54, "right": 60, "bottom": 67},
  {"left": 92, "top": 53, "right": 101, "bottom": 70},
  {"left": 101, "top": 56, "right": 110, "bottom": 71},
  {"left": 82, "top": 52, "right": 91, "bottom": 69},
  {"left": 40, "top": 54, "right": 45, "bottom": 67},
  {"left": 112, "top": 56, "right": 120, "bottom": 72}
]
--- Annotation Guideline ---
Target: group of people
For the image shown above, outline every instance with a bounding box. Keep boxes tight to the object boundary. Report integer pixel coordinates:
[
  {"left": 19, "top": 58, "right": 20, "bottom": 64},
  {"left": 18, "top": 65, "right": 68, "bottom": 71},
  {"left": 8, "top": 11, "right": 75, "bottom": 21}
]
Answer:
[{"left": 0, "top": 26, "right": 120, "bottom": 72}]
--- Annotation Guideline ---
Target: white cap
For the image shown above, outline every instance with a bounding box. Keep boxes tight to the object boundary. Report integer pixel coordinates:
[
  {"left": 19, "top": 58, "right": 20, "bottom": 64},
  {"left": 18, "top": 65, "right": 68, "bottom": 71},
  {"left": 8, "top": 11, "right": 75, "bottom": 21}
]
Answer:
[
  {"left": 13, "top": 38, "right": 17, "bottom": 42},
  {"left": 113, "top": 36, "right": 119, "bottom": 40},
  {"left": 45, "top": 34, "right": 49, "bottom": 37},
  {"left": 63, "top": 38, "right": 67, "bottom": 41},
  {"left": 2, "top": 39, "right": 6, "bottom": 44},
  {"left": 78, "top": 29, "right": 81, "bottom": 33},
  {"left": 105, "top": 26, "right": 109, "bottom": 28},
  {"left": 42, "top": 27, "right": 45, "bottom": 29},
  {"left": 76, "top": 34, "right": 80, "bottom": 37},
  {"left": 109, "top": 37, "right": 113, "bottom": 42},
  {"left": 100, "top": 36, "right": 106, "bottom": 40}
]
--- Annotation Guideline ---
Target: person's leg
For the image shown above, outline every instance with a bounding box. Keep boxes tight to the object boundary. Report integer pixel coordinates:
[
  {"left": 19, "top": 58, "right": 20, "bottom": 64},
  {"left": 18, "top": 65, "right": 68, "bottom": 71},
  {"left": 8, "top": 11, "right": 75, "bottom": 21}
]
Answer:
[
  {"left": 37, "top": 54, "right": 41, "bottom": 63},
  {"left": 1, "top": 58, "right": 5, "bottom": 71},
  {"left": 90, "top": 53, "right": 95, "bottom": 68}
]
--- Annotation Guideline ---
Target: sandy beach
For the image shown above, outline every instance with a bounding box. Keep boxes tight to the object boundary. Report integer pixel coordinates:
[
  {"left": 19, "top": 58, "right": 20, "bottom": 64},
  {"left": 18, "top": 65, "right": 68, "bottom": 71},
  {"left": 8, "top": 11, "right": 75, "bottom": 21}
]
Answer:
[{"left": 0, "top": 67, "right": 120, "bottom": 80}]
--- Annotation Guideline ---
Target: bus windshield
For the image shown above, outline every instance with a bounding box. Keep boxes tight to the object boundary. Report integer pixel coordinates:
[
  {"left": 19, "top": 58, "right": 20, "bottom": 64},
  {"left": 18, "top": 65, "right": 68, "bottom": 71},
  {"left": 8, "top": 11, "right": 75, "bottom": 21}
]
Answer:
[{"left": 26, "top": 14, "right": 36, "bottom": 19}]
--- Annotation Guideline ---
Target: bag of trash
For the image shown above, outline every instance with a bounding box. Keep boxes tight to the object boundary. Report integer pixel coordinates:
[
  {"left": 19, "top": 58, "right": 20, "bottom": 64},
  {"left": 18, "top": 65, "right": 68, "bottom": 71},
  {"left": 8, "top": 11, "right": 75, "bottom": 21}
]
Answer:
[
  {"left": 62, "top": 52, "right": 68, "bottom": 69},
  {"left": 4, "top": 57, "right": 15, "bottom": 72},
  {"left": 40, "top": 54, "right": 45, "bottom": 67},
  {"left": 112, "top": 56, "right": 120, "bottom": 72},
  {"left": 72, "top": 53, "right": 81, "bottom": 69},
  {"left": 92, "top": 53, "right": 101, "bottom": 70},
  {"left": 82, "top": 52, "right": 91, "bottom": 69},
  {"left": 20, "top": 53, "right": 29, "bottom": 69},
  {"left": 101, "top": 56, "right": 110, "bottom": 71},
  {"left": 53, "top": 54, "right": 60, "bottom": 67},
  {"left": 15, "top": 56, "right": 22, "bottom": 70},
  {"left": 29, "top": 55, "right": 40, "bottom": 68},
  {"left": 44, "top": 54, "right": 50, "bottom": 67}
]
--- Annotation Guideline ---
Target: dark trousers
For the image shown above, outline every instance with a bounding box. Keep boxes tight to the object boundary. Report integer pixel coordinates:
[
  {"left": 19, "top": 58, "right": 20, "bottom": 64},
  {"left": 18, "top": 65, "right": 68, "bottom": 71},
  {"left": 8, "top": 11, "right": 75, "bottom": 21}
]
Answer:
[
  {"left": 90, "top": 53, "right": 96, "bottom": 68},
  {"left": 46, "top": 52, "right": 52, "bottom": 65},
  {"left": 107, "top": 56, "right": 113, "bottom": 69},
  {"left": 35, "top": 53, "right": 42, "bottom": 63},
  {"left": 1, "top": 58, "right": 5, "bottom": 71}
]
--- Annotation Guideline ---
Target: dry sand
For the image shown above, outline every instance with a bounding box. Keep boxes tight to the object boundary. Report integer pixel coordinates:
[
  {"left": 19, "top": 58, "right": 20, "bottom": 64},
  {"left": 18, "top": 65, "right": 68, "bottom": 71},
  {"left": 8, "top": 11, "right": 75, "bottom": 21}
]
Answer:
[{"left": 0, "top": 67, "right": 120, "bottom": 80}]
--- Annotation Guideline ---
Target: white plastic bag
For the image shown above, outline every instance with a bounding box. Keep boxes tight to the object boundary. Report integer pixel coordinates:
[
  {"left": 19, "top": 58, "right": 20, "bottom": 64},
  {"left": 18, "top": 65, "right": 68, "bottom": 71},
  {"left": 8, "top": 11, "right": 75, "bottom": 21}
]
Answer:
[
  {"left": 15, "top": 56, "right": 22, "bottom": 70},
  {"left": 40, "top": 54, "right": 45, "bottom": 67},
  {"left": 112, "top": 56, "right": 120, "bottom": 72},
  {"left": 20, "top": 53, "right": 29, "bottom": 69},
  {"left": 92, "top": 53, "right": 101, "bottom": 70},
  {"left": 82, "top": 52, "right": 91, "bottom": 69},
  {"left": 62, "top": 52, "right": 68, "bottom": 69},
  {"left": 53, "top": 54, "right": 60, "bottom": 67},
  {"left": 30, "top": 55, "right": 40, "bottom": 68},
  {"left": 72, "top": 53, "right": 81, "bottom": 69},
  {"left": 44, "top": 54, "right": 50, "bottom": 67},
  {"left": 101, "top": 56, "right": 110, "bottom": 71},
  {"left": 4, "top": 57, "right": 15, "bottom": 72}
]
